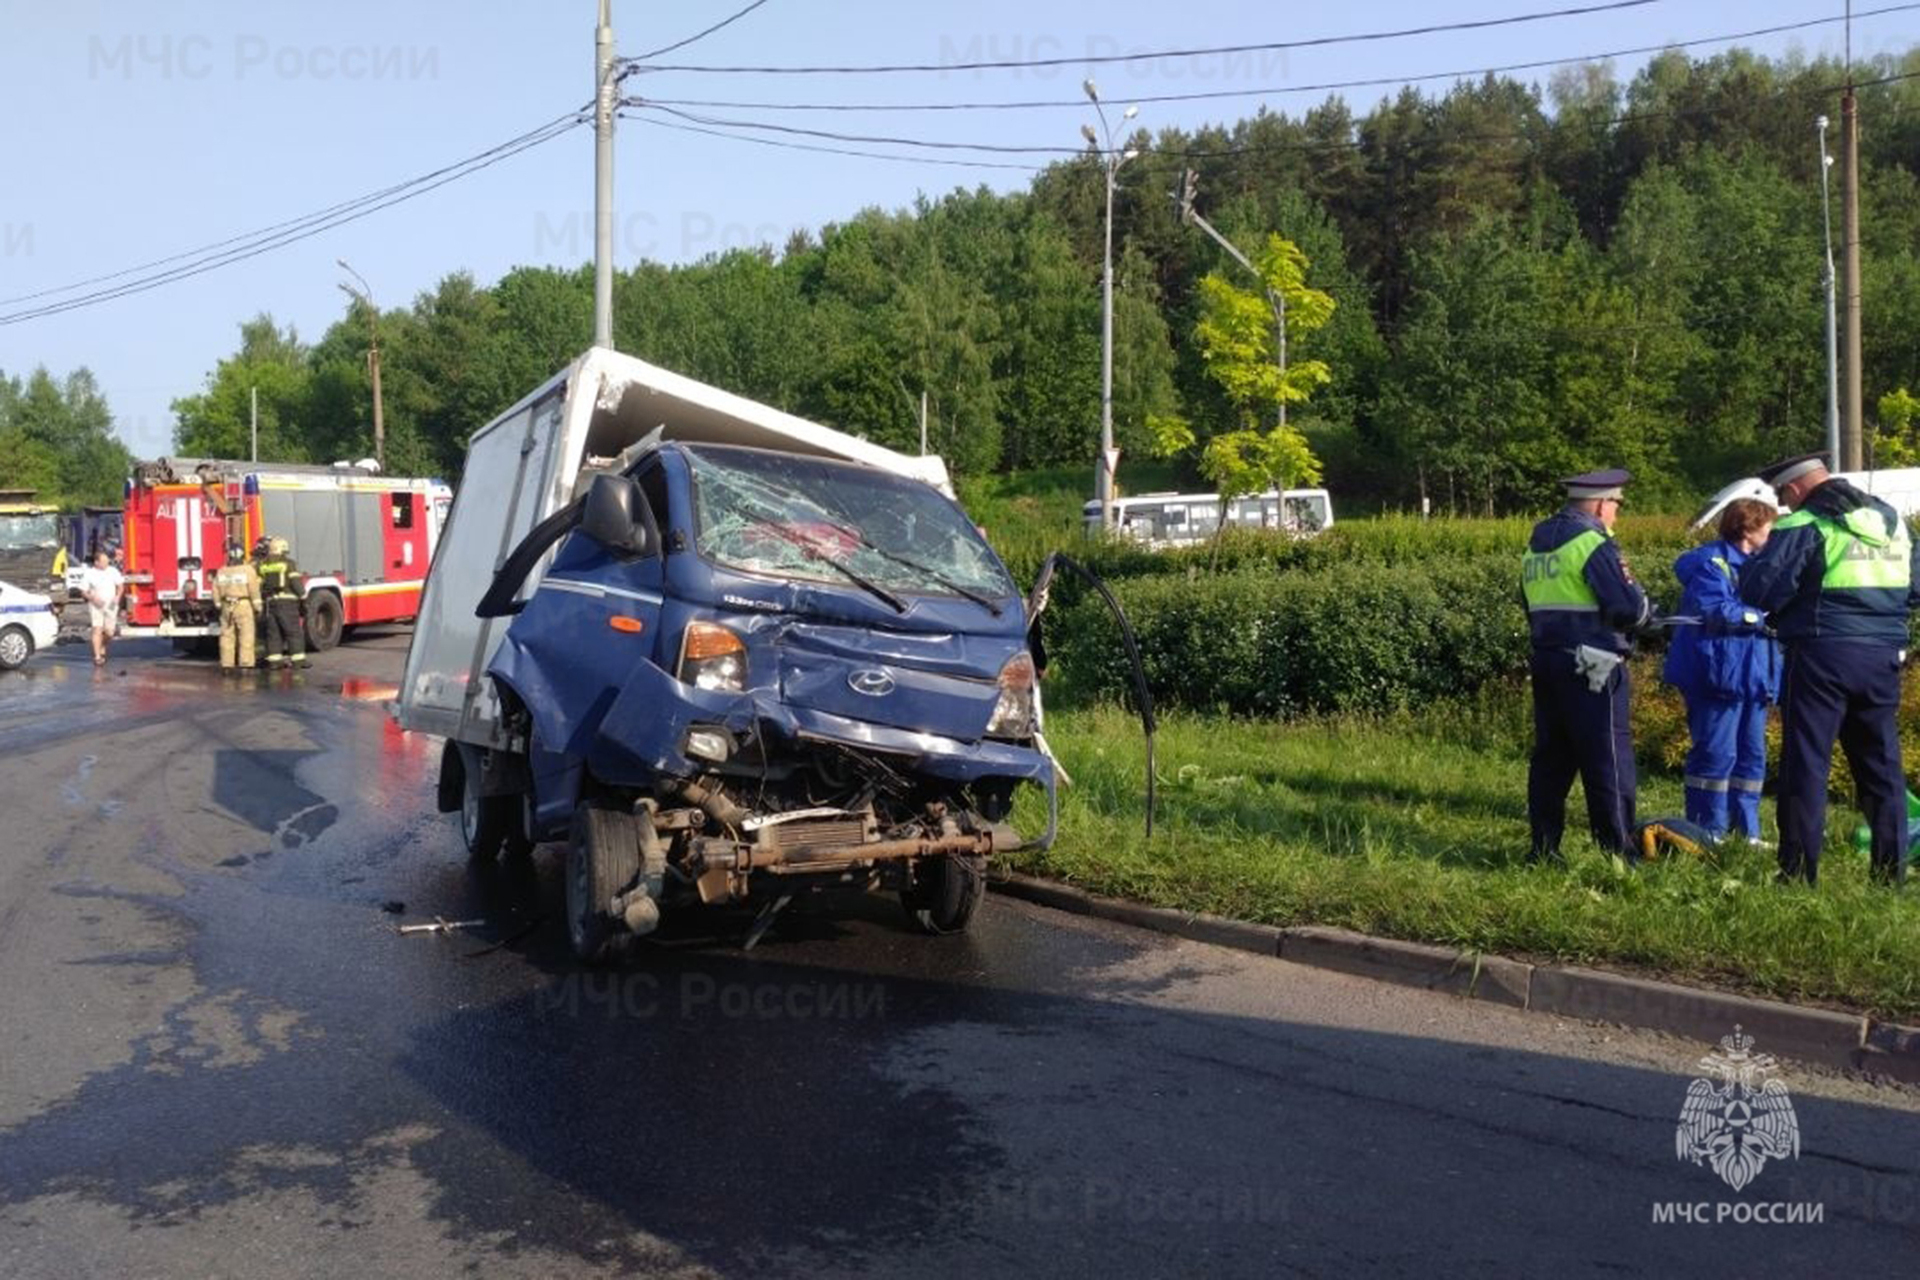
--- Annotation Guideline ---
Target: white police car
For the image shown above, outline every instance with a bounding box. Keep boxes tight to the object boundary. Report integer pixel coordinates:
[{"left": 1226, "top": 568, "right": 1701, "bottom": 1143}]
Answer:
[{"left": 0, "top": 579, "right": 61, "bottom": 670}]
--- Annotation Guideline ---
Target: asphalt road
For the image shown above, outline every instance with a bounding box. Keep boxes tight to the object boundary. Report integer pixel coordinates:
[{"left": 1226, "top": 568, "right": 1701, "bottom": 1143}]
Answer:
[{"left": 1, "top": 631, "right": 1917, "bottom": 1279}]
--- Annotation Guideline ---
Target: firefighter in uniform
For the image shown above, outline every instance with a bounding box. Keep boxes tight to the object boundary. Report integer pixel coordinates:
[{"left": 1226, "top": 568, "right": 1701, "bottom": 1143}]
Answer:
[
  {"left": 1739, "top": 452, "right": 1918, "bottom": 886},
  {"left": 213, "top": 540, "right": 262, "bottom": 672},
  {"left": 257, "top": 536, "right": 310, "bottom": 669},
  {"left": 1522, "top": 469, "right": 1652, "bottom": 862}
]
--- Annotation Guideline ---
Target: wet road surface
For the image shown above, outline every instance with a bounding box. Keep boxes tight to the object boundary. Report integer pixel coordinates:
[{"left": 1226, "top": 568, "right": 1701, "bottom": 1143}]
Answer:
[{"left": 1, "top": 632, "right": 1917, "bottom": 1278}]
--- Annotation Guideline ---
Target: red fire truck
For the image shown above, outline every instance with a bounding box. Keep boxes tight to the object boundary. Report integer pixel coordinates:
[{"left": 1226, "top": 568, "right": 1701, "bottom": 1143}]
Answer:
[{"left": 121, "top": 458, "right": 453, "bottom": 649}]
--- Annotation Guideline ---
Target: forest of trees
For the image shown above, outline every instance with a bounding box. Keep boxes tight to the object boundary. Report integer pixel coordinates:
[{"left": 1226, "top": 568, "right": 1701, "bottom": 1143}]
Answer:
[
  {"left": 0, "top": 367, "right": 132, "bottom": 508},
  {"left": 169, "top": 46, "right": 1920, "bottom": 513}
]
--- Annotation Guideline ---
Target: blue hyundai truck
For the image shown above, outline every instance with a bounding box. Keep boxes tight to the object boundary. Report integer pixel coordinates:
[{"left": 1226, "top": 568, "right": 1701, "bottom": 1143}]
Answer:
[{"left": 396, "top": 349, "right": 1057, "bottom": 961}]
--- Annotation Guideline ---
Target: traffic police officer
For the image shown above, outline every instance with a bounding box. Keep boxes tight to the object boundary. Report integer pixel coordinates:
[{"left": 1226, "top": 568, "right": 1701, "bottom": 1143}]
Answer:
[
  {"left": 1739, "top": 452, "right": 1918, "bottom": 885},
  {"left": 213, "top": 540, "right": 262, "bottom": 672},
  {"left": 256, "top": 535, "right": 309, "bottom": 669},
  {"left": 1521, "top": 468, "right": 1651, "bottom": 862}
]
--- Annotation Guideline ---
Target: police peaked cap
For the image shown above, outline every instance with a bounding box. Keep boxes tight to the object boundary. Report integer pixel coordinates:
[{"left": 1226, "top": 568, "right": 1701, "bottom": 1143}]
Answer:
[
  {"left": 1562, "top": 468, "right": 1631, "bottom": 501},
  {"left": 1755, "top": 452, "right": 1830, "bottom": 489}
]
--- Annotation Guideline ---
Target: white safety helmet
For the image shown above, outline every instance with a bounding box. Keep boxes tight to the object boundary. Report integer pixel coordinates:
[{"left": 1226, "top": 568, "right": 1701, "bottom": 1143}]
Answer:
[{"left": 1690, "top": 477, "right": 1783, "bottom": 532}]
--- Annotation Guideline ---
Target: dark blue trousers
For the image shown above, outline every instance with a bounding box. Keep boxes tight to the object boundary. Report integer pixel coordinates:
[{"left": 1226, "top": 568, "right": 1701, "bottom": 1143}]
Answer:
[
  {"left": 1529, "top": 650, "right": 1637, "bottom": 860},
  {"left": 1682, "top": 695, "right": 1769, "bottom": 840},
  {"left": 1776, "top": 640, "right": 1908, "bottom": 885}
]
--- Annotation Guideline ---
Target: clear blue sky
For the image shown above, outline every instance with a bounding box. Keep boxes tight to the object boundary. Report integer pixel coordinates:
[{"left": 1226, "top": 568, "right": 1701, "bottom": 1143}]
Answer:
[{"left": 1, "top": 0, "right": 1908, "bottom": 460}]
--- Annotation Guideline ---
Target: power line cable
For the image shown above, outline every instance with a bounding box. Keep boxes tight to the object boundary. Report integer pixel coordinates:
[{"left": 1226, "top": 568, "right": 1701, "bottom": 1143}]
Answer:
[
  {"left": 623, "top": 0, "right": 1664, "bottom": 75},
  {"left": 631, "top": 101, "right": 1084, "bottom": 152},
  {"left": 631, "top": 4, "right": 1920, "bottom": 114},
  {"left": 626, "top": 67, "right": 1920, "bottom": 170},
  {"left": 633, "top": 0, "right": 776, "bottom": 62},
  {"left": 0, "top": 112, "right": 587, "bottom": 327},
  {"left": 623, "top": 112, "right": 1046, "bottom": 169},
  {"left": 0, "top": 108, "right": 589, "bottom": 310}
]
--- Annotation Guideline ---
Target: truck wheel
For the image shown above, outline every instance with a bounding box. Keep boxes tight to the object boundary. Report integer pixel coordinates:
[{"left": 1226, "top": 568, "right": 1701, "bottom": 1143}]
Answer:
[
  {"left": 454, "top": 746, "right": 530, "bottom": 862},
  {"left": 305, "top": 591, "right": 344, "bottom": 651},
  {"left": 0, "top": 626, "right": 32, "bottom": 670},
  {"left": 567, "top": 803, "right": 641, "bottom": 964},
  {"left": 901, "top": 854, "right": 986, "bottom": 935}
]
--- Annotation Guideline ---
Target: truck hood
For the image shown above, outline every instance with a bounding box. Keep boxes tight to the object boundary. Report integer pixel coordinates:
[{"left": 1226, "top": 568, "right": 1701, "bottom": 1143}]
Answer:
[{"left": 772, "top": 621, "right": 1011, "bottom": 740}]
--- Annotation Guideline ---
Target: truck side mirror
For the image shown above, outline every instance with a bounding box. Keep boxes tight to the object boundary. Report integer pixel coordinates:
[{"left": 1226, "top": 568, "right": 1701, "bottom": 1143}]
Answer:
[{"left": 582, "top": 474, "right": 654, "bottom": 558}]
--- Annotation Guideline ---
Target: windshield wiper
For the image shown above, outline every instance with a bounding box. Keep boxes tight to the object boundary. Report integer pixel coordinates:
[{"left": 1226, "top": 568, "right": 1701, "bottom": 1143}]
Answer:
[
  {"left": 745, "top": 517, "right": 908, "bottom": 614},
  {"left": 821, "top": 520, "right": 1004, "bottom": 616},
  {"left": 712, "top": 469, "right": 995, "bottom": 614}
]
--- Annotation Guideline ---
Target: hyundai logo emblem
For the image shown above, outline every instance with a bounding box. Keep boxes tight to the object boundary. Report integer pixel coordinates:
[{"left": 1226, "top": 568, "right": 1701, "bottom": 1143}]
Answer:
[{"left": 848, "top": 669, "right": 895, "bottom": 697}]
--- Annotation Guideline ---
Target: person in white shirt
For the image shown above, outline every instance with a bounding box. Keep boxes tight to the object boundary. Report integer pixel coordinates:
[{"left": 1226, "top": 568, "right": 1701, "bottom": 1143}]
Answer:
[{"left": 80, "top": 550, "right": 124, "bottom": 667}]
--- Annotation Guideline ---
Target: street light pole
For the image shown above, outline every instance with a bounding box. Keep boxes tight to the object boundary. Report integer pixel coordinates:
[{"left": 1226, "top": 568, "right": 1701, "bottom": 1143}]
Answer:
[
  {"left": 336, "top": 259, "right": 385, "bottom": 471},
  {"left": 1817, "top": 116, "right": 1841, "bottom": 468},
  {"left": 1177, "top": 169, "right": 1287, "bottom": 429},
  {"left": 1084, "top": 80, "right": 1139, "bottom": 529},
  {"left": 593, "top": 0, "right": 617, "bottom": 349}
]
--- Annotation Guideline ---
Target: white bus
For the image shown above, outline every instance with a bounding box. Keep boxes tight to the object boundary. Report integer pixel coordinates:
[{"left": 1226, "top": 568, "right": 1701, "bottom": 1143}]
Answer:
[{"left": 1083, "top": 488, "right": 1335, "bottom": 548}]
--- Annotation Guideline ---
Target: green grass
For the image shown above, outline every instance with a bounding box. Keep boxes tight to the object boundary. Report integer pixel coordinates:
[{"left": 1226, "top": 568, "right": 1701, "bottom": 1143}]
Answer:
[{"left": 1012, "top": 704, "right": 1920, "bottom": 1021}]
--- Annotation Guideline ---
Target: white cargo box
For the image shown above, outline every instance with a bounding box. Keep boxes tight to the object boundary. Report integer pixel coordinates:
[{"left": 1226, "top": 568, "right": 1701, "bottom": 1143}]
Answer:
[{"left": 396, "top": 348, "right": 950, "bottom": 746}]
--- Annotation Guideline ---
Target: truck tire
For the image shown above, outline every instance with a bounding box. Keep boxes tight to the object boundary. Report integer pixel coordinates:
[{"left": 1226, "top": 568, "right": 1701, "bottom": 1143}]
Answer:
[
  {"left": 454, "top": 745, "right": 531, "bottom": 862},
  {"left": 0, "top": 625, "right": 32, "bottom": 670},
  {"left": 305, "top": 591, "right": 344, "bottom": 652},
  {"left": 567, "top": 803, "right": 641, "bottom": 964},
  {"left": 901, "top": 854, "right": 986, "bottom": 935}
]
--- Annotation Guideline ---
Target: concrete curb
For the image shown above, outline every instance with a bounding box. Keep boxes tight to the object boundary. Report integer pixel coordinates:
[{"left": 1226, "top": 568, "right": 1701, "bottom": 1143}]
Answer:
[
  {"left": 1279, "top": 926, "right": 1532, "bottom": 1009},
  {"left": 988, "top": 872, "right": 1920, "bottom": 1082}
]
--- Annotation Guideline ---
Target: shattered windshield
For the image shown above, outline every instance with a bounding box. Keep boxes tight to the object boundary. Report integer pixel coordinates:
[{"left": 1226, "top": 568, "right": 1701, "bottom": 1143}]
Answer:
[
  {"left": 688, "top": 446, "right": 1017, "bottom": 603},
  {"left": 0, "top": 514, "right": 60, "bottom": 553}
]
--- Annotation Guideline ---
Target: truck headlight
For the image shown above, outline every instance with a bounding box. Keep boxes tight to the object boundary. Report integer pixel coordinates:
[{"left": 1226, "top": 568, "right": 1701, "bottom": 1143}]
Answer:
[
  {"left": 678, "top": 622, "right": 746, "bottom": 692},
  {"left": 985, "top": 651, "right": 1036, "bottom": 738}
]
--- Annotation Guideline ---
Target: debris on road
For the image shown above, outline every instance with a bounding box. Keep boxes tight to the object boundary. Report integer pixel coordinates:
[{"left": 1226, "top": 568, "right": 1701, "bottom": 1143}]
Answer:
[{"left": 396, "top": 916, "right": 487, "bottom": 937}]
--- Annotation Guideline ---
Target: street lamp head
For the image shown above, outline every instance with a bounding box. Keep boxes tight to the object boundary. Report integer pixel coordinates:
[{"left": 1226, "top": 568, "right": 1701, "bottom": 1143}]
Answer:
[
  {"left": 1081, "top": 123, "right": 1099, "bottom": 147},
  {"left": 1123, "top": 105, "right": 1138, "bottom": 120},
  {"left": 1122, "top": 148, "right": 1141, "bottom": 162},
  {"left": 1817, "top": 114, "right": 1829, "bottom": 130},
  {"left": 1083, "top": 78, "right": 1099, "bottom": 103}
]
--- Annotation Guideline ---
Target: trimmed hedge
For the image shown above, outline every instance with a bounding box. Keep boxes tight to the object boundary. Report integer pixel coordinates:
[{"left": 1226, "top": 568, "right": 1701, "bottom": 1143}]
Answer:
[
  {"left": 1031, "top": 514, "right": 1727, "bottom": 718},
  {"left": 1052, "top": 559, "right": 1533, "bottom": 717},
  {"left": 1005, "top": 514, "right": 1696, "bottom": 601}
]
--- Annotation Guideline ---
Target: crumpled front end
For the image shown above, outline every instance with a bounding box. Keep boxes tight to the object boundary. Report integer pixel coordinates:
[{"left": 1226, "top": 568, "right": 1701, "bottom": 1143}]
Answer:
[{"left": 490, "top": 595, "right": 1055, "bottom": 907}]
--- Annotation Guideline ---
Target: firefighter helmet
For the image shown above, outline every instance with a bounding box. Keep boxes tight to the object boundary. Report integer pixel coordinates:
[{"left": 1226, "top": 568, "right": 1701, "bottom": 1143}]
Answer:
[
  {"left": 268, "top": 536, "right": 289, "bottom": 557},
  {"left": 253, "top": 536, "right": 271, "bottom": 560},
  {"left": 226, "top": 542, "right": 245, "bottom": 562}
]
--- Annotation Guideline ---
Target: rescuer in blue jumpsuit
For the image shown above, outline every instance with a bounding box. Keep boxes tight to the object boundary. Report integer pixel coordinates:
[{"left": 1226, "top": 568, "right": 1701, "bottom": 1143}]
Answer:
[
  {"left": 1662, "top": 498, "right": 1782, "bottom": 841},
  {"left": 1522, "top": 469, "right": 1652, "bottom": 862},
  {"left": 1739, "top": 452, "right": 1918, "bottom": 886}
]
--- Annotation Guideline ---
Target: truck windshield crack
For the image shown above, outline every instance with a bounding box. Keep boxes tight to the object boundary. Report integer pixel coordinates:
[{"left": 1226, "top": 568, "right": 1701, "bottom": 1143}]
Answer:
[{"left": 689, "top": 446, "right": 1016, "bottom": 607}]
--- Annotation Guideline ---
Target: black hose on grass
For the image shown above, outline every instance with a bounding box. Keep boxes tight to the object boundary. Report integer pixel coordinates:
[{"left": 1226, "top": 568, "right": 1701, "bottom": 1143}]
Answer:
[{"left": 1030, "top": 552, "right": 1157, "bottom": 838}]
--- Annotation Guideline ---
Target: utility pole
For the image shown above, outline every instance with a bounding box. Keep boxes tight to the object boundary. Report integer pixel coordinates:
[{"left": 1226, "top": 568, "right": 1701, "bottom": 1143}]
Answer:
[
  {"left": 897, "top": 378, "right": 929, "bottom": 455},
  {"left": 593, "top": 0, "right": 616, "bottom": 349},
  {"left": 336, "top": 260, "right": 386, "bottom": 470},
  {"left": 1083, "top": 80, "right": 1138, "bottom": 529},
  {"left": 1177, "top": 169, "right": 1288, "bottom": 429},
  {"left": 1817, "top": 116, "right": 1841, "bottom": 468},
  {"left": 1841, "top": 87, "right": 1863, "bottom": 470}
]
